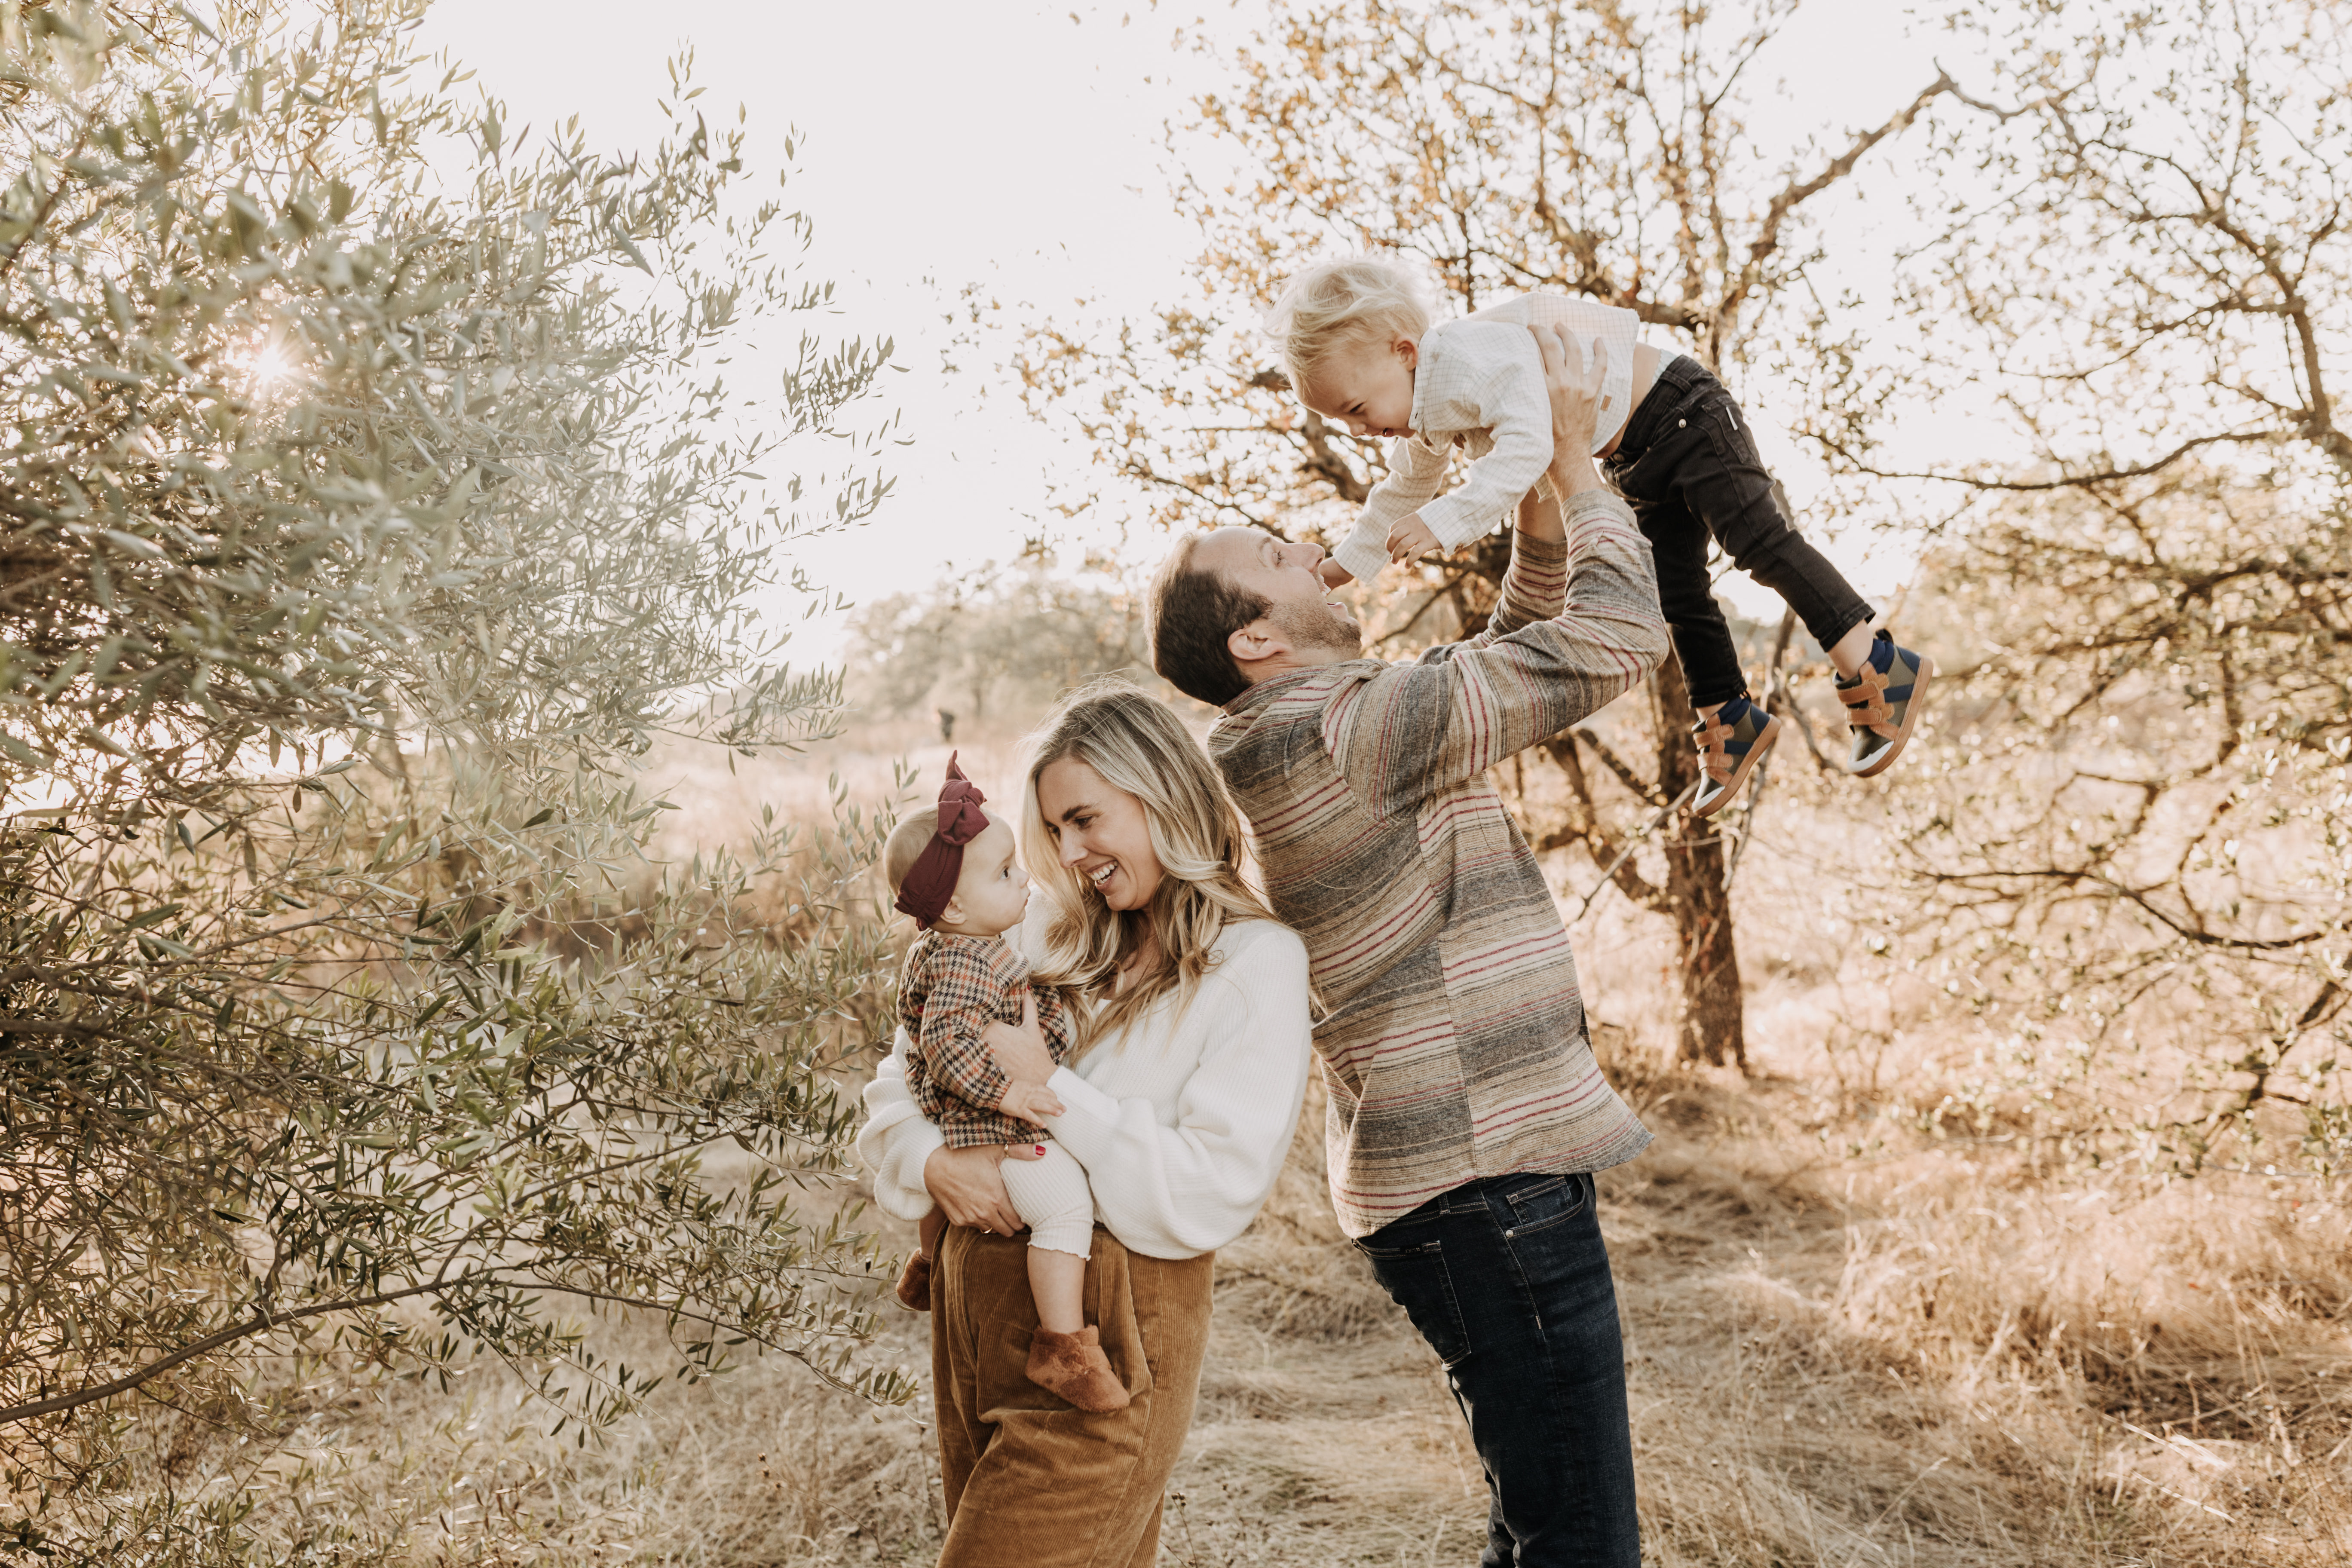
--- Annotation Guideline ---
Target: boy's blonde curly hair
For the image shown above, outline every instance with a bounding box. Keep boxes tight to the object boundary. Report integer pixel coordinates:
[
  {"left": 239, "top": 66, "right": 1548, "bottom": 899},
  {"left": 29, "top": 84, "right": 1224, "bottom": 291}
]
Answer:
[{"left": 1264, "top": 255, "right": 1437, "bottom": 386}]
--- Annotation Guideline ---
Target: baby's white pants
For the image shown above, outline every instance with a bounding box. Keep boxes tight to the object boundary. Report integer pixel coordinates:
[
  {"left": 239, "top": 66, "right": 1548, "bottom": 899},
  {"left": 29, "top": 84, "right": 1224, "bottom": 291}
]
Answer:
[{"left": 998, "top": 1142, "right": 1097, "bottom": 1257}]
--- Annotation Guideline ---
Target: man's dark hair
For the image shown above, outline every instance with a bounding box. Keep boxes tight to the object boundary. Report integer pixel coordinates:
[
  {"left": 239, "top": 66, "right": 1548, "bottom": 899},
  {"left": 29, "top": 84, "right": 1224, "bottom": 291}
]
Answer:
[{"left": 1148, "top": 533, "right": 1269, "bottom": 709}]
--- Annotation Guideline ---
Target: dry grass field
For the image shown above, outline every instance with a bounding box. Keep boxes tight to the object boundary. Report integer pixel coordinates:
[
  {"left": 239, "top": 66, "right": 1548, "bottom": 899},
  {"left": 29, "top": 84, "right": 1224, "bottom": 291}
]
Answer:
[{"left": 153, "top": 713, "right": 2350, "bottom": 1566}]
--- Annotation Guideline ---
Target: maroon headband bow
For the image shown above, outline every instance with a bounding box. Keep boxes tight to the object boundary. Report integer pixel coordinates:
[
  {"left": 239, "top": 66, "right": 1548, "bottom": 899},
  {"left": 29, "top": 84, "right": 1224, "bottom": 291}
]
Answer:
[{"left": 894, "top": 753, "right": 990, "bottom": 930}]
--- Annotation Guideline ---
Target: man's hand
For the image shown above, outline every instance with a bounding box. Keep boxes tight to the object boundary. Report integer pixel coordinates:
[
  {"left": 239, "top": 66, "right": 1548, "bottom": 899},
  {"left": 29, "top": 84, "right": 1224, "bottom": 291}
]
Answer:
[
  {"left": 998, "top": 1078, "right": 1066, "bottom": 1126},
  {"left": 1317, "top": 557, "right": 1355, "bottom": 589},
  {"left": 1385, "top": 510, "right": 1441, "bottom": 564},
  {"left": 1532, "top": 324, "right": 1608, "bottom": 500}
]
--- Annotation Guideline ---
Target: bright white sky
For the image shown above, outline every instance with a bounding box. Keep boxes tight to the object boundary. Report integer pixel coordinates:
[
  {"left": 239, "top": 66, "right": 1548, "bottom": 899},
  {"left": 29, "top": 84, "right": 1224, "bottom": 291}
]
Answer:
[{"left": 418, "top": 0, "right": 1990, "bottom": 663}]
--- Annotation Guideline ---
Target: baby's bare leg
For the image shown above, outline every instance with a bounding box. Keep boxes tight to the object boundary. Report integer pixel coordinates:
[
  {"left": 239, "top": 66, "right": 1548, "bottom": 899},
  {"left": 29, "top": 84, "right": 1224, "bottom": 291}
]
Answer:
[
  {"left": 1001, "top": 1147, "right": 1125, "bottom": 1411},
  {"left": 1028, "top": 1246, "right": 1087, "bottom": 1336},
  {"left": 1000, "top": 1143, "right": 1097, "bottom": 1334}
]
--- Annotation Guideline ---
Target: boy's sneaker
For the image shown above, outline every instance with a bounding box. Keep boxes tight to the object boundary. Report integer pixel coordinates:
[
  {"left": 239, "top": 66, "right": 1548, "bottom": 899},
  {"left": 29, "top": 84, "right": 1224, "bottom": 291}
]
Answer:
[
  {"left": 1691, "top": 695, "right": 1781, "bottom": 818},
  {"left": 1836, "top": 631, "right": 1935, "bottom": 778}
]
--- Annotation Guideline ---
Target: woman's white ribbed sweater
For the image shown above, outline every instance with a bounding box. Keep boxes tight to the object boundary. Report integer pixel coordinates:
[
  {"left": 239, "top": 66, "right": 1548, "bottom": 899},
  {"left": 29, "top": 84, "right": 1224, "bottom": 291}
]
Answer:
[{"left": 857, "top": 913, "right": 1314, "bottom": 1261}]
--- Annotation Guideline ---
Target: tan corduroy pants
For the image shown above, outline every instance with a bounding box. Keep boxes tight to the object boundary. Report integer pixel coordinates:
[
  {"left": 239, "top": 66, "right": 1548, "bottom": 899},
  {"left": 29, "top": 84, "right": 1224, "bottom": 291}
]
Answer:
[{"left": 930, "top": 1223, "right": 1214, "bottom": 1568}]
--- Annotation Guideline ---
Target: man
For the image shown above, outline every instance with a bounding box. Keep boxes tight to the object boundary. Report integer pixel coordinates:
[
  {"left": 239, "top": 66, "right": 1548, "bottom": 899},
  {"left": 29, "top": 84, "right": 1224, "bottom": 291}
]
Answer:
[{"left": 1145, "top": 328, "right": 1668, "bottom": 1567}]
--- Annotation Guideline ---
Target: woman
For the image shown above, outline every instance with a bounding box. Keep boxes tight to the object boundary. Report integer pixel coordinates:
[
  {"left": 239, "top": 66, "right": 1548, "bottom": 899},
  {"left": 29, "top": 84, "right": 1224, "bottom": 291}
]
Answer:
[{"left": 858, "top": 681, "right": 1314, "bottom": 1568}]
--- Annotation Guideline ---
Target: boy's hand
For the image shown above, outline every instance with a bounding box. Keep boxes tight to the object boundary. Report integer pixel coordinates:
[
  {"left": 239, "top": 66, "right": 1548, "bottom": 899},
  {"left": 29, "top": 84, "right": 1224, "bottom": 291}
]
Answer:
[
  {"left": 1316, "top": 557, "right": 1355, "bottom": 589},
  {"left": 998, "top": 1079, "right": 1066, "bottom": 1126},
  {"left": 1386, "top": 511, "right": 1441, "bottom": 564}
]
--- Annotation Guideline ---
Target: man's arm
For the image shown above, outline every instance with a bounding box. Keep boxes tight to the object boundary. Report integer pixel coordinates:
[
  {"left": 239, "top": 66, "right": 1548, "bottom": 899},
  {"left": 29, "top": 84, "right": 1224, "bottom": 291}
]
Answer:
[
  {"left": 1320, "top": 327, "right": 1665, "bottom": 812},
  {"left": 1323, "top": 505, "right": 1664, "bottom": 814}
]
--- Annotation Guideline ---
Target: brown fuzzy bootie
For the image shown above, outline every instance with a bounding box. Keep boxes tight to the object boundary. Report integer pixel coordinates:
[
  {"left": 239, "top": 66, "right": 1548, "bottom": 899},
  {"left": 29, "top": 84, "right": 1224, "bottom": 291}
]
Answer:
[
  {"left": 894, "top": 1250, "right": 932, "bottom": 1312},
  {"left": 1024, "top": 1325, "right": 1130, "bottom": 1413}
]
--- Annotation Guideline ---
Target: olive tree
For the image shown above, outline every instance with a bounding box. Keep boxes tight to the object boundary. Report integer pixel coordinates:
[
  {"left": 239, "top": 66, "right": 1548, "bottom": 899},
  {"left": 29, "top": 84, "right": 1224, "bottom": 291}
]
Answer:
[
  {"left": 1004, "top": 0, "right": 1954, "bottom": 1066},
  {"left": 844, "top": 560, "right": 1153, "bottom": 725},
  {"left": 0, "top": 2, "right": 905, "bottom": 1559}
]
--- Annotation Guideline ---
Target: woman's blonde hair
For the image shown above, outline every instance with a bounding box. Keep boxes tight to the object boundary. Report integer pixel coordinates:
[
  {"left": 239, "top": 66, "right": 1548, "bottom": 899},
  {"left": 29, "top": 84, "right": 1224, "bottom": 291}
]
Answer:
[
  {"left": 1020, "top": 678, "right": 1274, "bottom": 1056},
  {"left": 1264, "top": 254, "right": 1436, "bottom": 386}
]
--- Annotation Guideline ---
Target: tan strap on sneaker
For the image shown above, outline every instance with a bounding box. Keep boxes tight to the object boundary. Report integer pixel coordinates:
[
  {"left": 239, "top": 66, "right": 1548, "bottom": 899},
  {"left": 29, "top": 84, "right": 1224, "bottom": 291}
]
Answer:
[
  {"left": 1695, "top": 720, "right": 1734, "bottom": 783},
  {"left": 1839, "top": 668, "right": 1896, "bottom": 738}
]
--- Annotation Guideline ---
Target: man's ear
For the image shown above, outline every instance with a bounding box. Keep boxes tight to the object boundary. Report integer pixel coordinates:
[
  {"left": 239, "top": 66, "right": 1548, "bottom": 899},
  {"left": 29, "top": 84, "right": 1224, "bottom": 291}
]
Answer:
[
  {"left": 1396, "top": 334, "right": 1418, "bottom": 370},
  {"left": 1227, "top": 616, "right": 1286, "bottom": 671}
]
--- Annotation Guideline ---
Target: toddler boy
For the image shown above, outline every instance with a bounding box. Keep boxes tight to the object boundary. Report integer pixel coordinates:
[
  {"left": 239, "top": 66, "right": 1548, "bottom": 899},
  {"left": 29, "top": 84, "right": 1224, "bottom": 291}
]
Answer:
[{"left": 1268, "top": 255, "right": 1933, "bottom": 814}]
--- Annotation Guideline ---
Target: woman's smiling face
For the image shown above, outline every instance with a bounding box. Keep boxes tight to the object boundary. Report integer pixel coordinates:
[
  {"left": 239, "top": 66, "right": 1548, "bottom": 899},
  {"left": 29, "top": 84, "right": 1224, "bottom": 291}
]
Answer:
[{"left": 1036, "top": 756, "right": 1164, "bottom": 912}]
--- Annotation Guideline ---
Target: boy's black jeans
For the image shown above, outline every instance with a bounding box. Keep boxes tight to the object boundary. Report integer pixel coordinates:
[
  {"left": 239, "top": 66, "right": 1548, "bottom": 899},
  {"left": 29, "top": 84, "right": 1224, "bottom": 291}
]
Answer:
[
  {"left": 1357, "top": 1171, "right": 1639, "bottom": 1568},
  {"left": 1604, "top": 355, "right": 1874, "bottom": 709}
]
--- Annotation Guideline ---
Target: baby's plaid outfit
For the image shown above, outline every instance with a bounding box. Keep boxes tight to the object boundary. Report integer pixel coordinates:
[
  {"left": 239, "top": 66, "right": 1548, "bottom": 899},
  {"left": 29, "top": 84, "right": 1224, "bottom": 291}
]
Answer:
[{"left": 899, "top": 930, "right": 1075, "bottom": 1149}]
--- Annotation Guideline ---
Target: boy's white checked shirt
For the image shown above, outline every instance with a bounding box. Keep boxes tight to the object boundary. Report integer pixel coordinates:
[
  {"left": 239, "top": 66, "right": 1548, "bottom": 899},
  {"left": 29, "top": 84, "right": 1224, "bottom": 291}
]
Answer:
[{"left": 1327, "top": 293, "right": 1641, "bottom": 587}]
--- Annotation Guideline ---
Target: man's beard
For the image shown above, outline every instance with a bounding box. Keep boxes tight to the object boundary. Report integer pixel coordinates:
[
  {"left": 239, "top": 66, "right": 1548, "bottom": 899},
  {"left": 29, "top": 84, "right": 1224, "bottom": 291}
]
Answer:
[{"left": 1271, "top": 594, "right": 1361, "bottom": 658}]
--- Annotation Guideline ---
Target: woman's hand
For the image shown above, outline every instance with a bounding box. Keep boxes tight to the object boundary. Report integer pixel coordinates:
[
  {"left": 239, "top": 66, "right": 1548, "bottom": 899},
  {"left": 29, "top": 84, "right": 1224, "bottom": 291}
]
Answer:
[
  {"left": 983, "top": 992, "right": 1059, "bottom": 1087},
  {"left": 1532, "top": 323, "right": 1608, "bottom": 499},
  {"left": 922, "top": 1143, "right": 1043, "bottom": 1235}
]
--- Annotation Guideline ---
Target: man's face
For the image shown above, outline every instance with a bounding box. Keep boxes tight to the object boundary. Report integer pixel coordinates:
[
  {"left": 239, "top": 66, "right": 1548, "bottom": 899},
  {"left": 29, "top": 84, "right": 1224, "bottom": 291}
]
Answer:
[{"left": 1193, "top": 526, "right": 1362, "bottom": 662}]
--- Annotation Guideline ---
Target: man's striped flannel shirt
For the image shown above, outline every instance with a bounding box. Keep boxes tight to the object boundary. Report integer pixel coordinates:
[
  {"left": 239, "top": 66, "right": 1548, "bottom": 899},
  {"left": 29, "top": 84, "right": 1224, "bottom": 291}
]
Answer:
[{"left": 1208, "top": 493, "right": 1668, "bottom": 1237}]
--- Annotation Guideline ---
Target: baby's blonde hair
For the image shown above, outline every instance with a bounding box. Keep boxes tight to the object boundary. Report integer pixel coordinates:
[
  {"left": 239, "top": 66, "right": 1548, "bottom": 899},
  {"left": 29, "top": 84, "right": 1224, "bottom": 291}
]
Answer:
[
  {"left": 1265, "top": 255, "right": 1436, "bottom": 386},
  {"left": 884, "top": 806, "right": 943, "bottom": 896}
]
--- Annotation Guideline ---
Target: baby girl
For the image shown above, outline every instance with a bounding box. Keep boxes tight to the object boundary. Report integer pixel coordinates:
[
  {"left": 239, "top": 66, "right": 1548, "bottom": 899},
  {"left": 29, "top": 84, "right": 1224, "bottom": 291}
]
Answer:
[{"left": 885, "top": 756, "right": 1127, "bottom": 1413}]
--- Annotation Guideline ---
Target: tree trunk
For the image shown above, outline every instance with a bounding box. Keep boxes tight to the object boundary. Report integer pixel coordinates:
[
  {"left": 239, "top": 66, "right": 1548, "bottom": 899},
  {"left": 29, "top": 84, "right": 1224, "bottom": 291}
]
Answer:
[{"left": 1649, "top": 655, "right": 1747, "bottom": 1069}]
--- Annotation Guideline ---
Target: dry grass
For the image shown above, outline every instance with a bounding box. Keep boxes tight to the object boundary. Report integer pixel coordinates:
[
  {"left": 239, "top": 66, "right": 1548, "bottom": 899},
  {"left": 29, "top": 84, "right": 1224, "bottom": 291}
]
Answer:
[{"left": 110, "top": 717, "right": 2351, "bottom": 1565}]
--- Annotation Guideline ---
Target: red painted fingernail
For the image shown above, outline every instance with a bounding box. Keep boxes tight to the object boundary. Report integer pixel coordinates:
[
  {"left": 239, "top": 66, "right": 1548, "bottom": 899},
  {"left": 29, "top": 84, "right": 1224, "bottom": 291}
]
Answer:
[{"left": 1034, "top": 1145, "right": 1045, "bottom": 1155}]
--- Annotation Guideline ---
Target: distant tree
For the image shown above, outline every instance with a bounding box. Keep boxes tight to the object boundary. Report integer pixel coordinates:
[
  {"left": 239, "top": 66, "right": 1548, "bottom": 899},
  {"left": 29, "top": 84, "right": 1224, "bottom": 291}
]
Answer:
[
  {"left": 0, "top": 3, "right": 903, "bottom": 1559},
  {"left": 1003, "top": 0, "right": 1956, "bottom": 1066},
  {"left": 845, "top": 560, "right": 1153, "bottom": 726},
  {"left": 1847, "top": 3, "right": 2352, "bottom": 1175}
]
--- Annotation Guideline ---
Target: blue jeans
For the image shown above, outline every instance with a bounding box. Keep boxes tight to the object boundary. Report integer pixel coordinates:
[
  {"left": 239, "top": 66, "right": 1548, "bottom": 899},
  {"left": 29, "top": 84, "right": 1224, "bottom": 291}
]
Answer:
[{"left": 1356, "top": 1171, "right": 1639, "bottom": 1567}]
